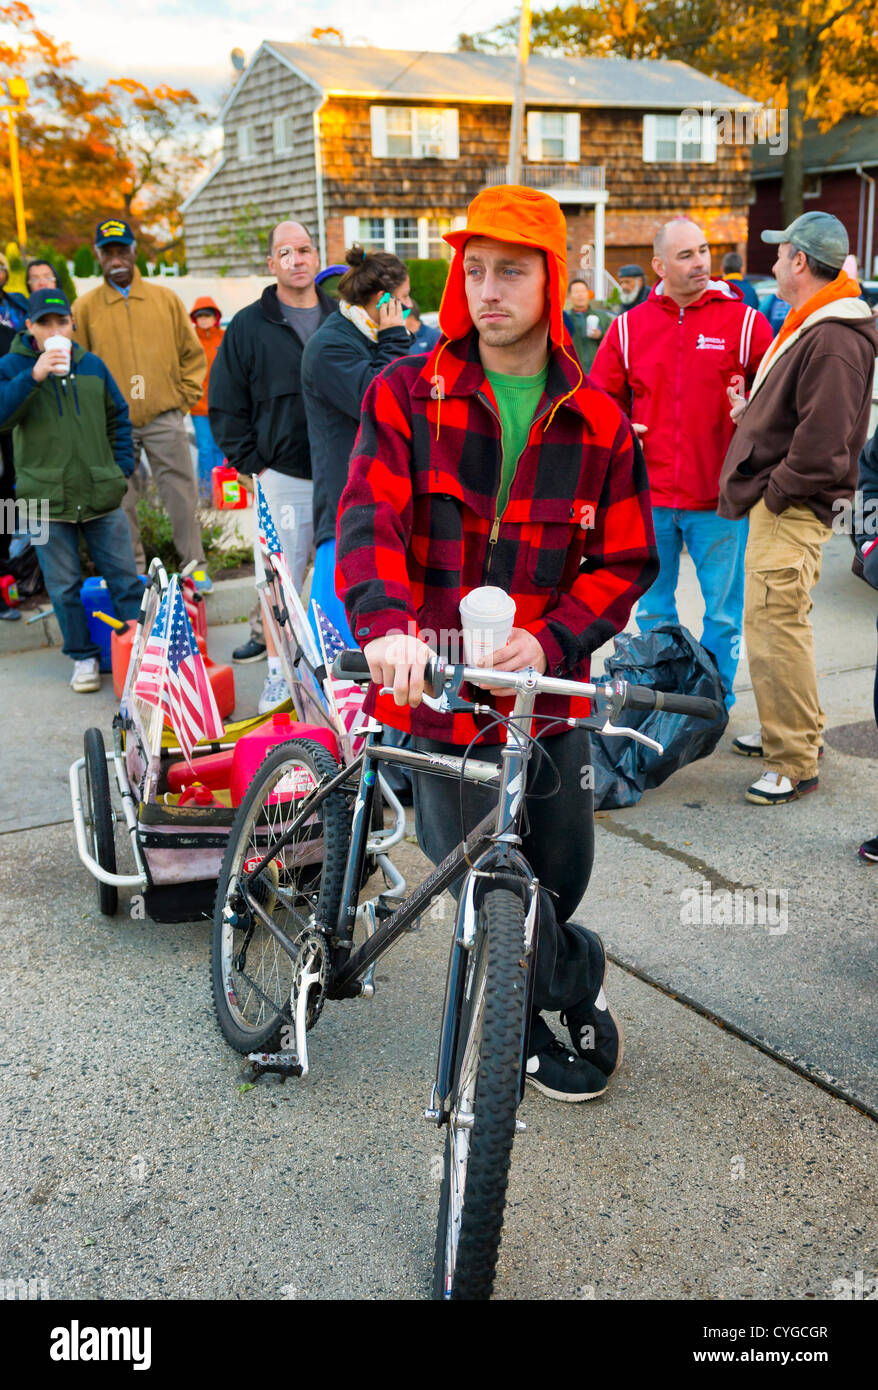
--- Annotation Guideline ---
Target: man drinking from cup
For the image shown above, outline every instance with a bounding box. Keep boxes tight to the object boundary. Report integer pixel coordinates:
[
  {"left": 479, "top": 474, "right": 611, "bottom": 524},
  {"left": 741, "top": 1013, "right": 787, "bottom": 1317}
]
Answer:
[
  {"left": 0, "top": 288, "right": 142, "bottom": 692},
  {"left": 337, "top": 185, "right": 658, "bottom": 1102}
]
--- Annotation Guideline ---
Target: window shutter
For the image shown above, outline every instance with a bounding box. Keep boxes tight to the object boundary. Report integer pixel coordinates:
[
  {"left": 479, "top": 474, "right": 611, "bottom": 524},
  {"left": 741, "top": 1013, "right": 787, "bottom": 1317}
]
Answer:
[
  {"left": 642, "top": 114, "right": 657, "bottom": 163},
  {"left": 370, "top": 106, "right": 387, "bottom": 158},
  {"left": 343, "top": 215, "right": 360, "bottom": 249},
  {"left": 526, "top": 111, "right": 542, "bottom": 161},
  {"left": 700, "top": 112, "right": 717, "bottom": 163},
  {"left": 564, "top": 112, "right": 580, "bottom": 162},
  {"left": 443, "top": 108, "right": 459, "bottom": 159}
]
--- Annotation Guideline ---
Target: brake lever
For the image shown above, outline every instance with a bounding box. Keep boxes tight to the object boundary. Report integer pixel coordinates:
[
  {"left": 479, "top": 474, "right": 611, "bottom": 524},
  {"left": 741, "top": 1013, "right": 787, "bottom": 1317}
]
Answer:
[
  {"left": 596, "top": 719, "right": 664, "bottom": 754},
  {"left": 379, "top": 685, "right": 450, "bottom": 713}
]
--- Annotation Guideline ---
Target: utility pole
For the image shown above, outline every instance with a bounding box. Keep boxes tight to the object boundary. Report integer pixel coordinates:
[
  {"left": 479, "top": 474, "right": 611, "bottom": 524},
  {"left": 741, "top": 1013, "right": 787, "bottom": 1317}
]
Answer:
[
  {"left": 506, "top": 0, "right": 531, "bottom": 185},
  {"left": 1, "top": 78, "right": 29, "bottom": 249}
]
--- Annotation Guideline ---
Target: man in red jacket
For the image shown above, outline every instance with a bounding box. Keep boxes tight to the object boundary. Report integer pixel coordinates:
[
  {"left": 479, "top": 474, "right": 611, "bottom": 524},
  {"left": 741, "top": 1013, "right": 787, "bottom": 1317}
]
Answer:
[
  {"left": 337, "top": 185, "right": 658, "bottom": 1102},
  {"left": 591, "top": 217, "right": 773, "bottom": 707}
]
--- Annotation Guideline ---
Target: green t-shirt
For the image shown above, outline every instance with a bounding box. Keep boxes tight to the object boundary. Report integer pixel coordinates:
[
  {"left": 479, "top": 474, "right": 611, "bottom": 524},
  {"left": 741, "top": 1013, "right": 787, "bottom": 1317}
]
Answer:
[{"left": 484, "top": 364, "right": 548, "bottom": 519}]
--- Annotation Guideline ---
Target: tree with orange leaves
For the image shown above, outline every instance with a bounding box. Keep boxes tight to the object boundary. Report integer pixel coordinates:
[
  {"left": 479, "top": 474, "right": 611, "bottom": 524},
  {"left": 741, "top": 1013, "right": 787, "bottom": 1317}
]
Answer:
[
  {"left": 0, "top": 3, "right": 210, "bottom": 255},
  {"left": 475, "top": 2, "right": 878, "bottom": 221}
]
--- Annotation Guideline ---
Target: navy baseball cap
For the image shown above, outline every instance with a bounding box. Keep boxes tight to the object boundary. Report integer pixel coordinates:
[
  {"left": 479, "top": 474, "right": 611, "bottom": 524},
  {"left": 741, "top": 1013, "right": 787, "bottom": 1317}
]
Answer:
[
  {"left": 95, "top": 218, "right": 135, "bottom": 248},
  {"left": 26, "top": 288, "right": 72, "bottom": 321}
]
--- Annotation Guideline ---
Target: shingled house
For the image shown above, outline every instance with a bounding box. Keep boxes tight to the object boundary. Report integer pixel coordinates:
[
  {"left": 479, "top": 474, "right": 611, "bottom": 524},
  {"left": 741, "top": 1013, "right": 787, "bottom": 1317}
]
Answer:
[{"left": 182, "top": 41, "right": 759, "bottom": 282}]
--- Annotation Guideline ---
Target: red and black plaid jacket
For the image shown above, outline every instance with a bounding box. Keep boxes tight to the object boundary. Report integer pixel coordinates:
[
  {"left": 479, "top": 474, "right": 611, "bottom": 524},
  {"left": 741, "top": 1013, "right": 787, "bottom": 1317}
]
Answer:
[{"left": 337, "top": 329, "right": 658, "bottom": 743}]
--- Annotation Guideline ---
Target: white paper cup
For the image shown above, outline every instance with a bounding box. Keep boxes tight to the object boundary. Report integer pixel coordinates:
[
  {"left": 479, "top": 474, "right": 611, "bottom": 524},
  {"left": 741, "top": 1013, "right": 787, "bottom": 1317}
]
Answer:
[
  {"left": 586, "top": 314, "right": 600, "bottom": 333},
  {"left": 44, "top": 334, "right": 71, "bottom": 375},
  {"left": 459, "top": 586, "right": 516, "bottom": 667}
]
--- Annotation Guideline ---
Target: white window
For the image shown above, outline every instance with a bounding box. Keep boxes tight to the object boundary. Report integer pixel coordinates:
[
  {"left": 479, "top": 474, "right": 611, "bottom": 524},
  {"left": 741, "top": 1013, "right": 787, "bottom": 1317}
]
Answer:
[
  {"left": 370, "top": 107, "right": 459, "bottom": 160},
  {"left": 237, "top": 125, "right": 255, "bottom": 161},
  {"left": 642, "top": 112, "right": 717, "bottom": 163},
  {"left": 526, "top": 111, "right": 580, "bottom": 162},
  {"left": 273, "top": 112, "right": 295, "bottom": 156},
  {"left": 342, "top": 216, "right": 455, "bottom": 263}
]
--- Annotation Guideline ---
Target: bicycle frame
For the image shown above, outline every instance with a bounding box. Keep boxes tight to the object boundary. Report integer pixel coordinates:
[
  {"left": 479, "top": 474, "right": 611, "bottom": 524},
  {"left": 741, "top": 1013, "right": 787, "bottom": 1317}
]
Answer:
[{"left": 237, "top": 682, "right": 547, "bottom": 1118}]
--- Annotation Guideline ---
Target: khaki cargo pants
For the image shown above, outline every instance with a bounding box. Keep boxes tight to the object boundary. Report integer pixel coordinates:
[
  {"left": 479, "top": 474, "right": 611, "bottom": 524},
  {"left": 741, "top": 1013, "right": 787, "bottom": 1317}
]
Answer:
[
  {"left": 743, "top": 497, "right": 833, "bottom": 782},
  {"left": 122, "top": 409, "right": 205, "bottom": 571}
]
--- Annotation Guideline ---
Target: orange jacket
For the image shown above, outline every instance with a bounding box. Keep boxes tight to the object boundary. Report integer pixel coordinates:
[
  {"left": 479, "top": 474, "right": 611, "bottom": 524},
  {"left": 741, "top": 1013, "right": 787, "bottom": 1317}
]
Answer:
[{"left": 189, "top": 297, "right": 223, "bottom": 415}]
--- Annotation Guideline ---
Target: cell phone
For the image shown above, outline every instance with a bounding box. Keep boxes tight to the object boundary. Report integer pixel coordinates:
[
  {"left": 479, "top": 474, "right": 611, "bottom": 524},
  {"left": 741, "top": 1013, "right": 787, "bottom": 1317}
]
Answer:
[{"left": 377, "top": 292, "right": 412, "bottom": 320}]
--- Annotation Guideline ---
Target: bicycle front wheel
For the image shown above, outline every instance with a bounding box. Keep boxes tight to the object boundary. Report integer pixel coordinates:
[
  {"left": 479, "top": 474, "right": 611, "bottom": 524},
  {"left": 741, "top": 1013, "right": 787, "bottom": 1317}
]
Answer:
[{"left": 433, "top": 888, "right": 529, "bottom": 1301}]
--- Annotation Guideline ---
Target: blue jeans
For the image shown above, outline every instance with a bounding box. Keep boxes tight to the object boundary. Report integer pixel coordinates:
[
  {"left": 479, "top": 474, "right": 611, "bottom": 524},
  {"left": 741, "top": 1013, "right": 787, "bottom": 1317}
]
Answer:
[
  {"left": 36, "top": 511, "right": 144, "bottom": 661},
  {"left": 637, "top": 507, "right": 747, "bottom": 707},
  {"left": 191, "top": 414, "right": 225, "bottom": 501},
  {"left": 307, "top": 538, "right": 355, "bottom": 649}
]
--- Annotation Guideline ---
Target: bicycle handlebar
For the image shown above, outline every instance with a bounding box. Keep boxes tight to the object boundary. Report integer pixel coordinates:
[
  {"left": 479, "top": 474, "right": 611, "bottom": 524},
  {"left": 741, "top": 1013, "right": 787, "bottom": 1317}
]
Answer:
[{"left": 331, "top": 650, "right": 723, "bottom": 723}]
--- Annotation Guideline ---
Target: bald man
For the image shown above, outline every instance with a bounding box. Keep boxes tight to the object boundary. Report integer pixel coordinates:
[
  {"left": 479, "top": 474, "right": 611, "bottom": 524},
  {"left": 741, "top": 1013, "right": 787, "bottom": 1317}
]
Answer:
[
  {"left": 209, "top": 221, "right": 337, "bottom": 704},
  {"left": 591, "top": 218, "right": 773, "bottom": 708}
]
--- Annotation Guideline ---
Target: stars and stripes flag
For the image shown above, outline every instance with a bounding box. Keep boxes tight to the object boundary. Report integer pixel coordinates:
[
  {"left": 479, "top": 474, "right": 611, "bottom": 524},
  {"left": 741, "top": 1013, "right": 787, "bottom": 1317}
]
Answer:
[
  {"left": 312, "top": 601, "right": 368, "bottom": 755},
  {"left": 132, "top": 576, "right": 224, "bottom": 763},
  {"left": 255, "top": 477, "right": 323, "bottom": 674}
]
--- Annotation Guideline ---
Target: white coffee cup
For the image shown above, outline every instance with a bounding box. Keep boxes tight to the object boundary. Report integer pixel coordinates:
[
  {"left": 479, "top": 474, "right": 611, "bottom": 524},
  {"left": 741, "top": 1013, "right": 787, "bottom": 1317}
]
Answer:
[
  {"left": 586, "top": 314, "right": 600, "bottom": 334},
  {"left": 44, "top": 334, "right": 71, "bottom": 376},
  {"left": 459, "top": 586, "right": 516, "bottom": 667}
]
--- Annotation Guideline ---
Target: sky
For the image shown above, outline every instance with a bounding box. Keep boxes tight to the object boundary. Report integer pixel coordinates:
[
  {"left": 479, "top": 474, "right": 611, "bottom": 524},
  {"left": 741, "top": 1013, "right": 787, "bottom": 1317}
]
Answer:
[{"left": 24, "top": 0, "right": 517, "bottom": 106}]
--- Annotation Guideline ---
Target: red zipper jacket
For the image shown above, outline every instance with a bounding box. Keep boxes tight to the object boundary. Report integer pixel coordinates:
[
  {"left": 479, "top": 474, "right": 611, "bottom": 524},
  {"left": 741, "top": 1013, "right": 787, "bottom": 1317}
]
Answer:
[
  {"left": 336, "top": 329, "right": 658, "bottom": 743},
  {"left": 590, "top": 279, "right": 773, "bottom": 510}
]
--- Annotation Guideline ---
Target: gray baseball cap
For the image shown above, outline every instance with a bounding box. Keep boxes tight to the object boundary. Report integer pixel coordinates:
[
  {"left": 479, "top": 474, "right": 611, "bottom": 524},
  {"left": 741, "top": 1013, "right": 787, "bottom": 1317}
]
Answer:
[{"left": 761, "top": 211, "right": 848, "bottom": 270}]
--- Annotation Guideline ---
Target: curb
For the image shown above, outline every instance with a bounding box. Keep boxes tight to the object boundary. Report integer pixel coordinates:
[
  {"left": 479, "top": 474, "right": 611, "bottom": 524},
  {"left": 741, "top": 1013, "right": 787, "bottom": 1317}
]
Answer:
[{"left": 0, "top": 574, "right": 255, "bottom": 658}]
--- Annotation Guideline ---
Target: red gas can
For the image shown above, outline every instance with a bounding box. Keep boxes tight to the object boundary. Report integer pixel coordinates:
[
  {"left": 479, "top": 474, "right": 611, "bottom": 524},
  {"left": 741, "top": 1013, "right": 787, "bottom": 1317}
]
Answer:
[
  {"left": 212, "top": 465, "right": 249, "bottom": 510},
  {"left": 0, "top": 575, "right": 19, "bottom": 606}
]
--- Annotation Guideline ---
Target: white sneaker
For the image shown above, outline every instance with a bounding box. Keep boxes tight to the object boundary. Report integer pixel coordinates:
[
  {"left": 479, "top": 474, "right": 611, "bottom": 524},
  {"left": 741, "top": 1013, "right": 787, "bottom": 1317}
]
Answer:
[
  {"left": 257, "top": 673, "right": 290, "bottom": 714},
  {"left": 731, "top": 731, "right": 763, "bottom": 757},
  {"left": 745, "top": 769, "right": 819, "bottom": 805},
  {"left": 71, "top": 658, "right": 101, "bottom": 693}
]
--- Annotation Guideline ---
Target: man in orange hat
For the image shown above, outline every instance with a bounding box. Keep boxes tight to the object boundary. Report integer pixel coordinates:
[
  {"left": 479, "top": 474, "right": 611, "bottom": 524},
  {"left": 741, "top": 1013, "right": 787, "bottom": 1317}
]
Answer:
[{"left": 337, "top": 185, "right": 658, "bottom": 1102}]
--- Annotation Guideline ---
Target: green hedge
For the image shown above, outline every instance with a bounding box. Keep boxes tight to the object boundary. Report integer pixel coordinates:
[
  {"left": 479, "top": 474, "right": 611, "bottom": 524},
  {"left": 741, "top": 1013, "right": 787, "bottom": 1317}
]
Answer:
[
  {"left": 73, "top": 245, "right": 98, "bottom": 277},
  {"left": 404, "top": 259, "right": 449, "bottom": 313}
]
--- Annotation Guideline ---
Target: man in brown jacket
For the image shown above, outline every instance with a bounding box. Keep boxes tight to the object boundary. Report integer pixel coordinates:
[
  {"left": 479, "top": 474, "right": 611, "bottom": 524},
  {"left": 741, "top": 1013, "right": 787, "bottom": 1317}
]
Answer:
[
  {"left": 73, "top": 220, "right": 209, "bottom": 585},
  {"left": 719, "top": 211, "right": 878, "bottom": 804}
]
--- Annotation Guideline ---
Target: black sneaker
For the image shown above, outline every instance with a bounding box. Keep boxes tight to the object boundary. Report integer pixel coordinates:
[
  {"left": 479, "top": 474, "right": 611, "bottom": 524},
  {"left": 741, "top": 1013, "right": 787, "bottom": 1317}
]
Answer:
[
  {"left": 232, "top": 637, "right": 267, "bottom": 663},
  {"left": 858, "top": 836, "right": 878, "bottom": 863},
  {"left": 560, "top": 930, "right": 623, "bottom": 1078},
  {"left": 524, "top": 1015, "right": 608, "bottom": 1103}
]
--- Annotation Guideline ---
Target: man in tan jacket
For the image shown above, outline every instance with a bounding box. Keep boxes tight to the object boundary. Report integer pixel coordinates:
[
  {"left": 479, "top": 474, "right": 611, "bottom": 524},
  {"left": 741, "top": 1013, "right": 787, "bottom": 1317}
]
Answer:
[{"left": 73, "top": 219, "right": 209, "bottom": 585}]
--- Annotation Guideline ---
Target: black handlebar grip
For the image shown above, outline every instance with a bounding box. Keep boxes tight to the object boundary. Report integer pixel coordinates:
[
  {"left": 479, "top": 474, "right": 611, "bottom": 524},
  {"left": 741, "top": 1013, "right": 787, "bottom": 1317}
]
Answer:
[
  {"left": 331, "top": 649, "right": 438, "bottom": 691},
  {"left": 623, "top": 683, "right": 723, "bottom": 721}
]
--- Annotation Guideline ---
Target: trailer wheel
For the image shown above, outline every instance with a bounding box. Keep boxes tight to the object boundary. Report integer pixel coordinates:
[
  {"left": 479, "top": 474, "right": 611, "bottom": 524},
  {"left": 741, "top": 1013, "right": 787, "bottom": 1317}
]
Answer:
[{"left": 83, "top": 728, "right": 118, "bottom": 916}]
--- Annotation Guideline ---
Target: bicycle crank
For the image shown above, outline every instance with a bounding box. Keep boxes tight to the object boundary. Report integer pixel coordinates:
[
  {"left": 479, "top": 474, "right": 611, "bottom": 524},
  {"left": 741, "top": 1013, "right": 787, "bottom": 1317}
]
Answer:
[{"left": 289, "top": 929, "right": 328, "bottom": 1078}]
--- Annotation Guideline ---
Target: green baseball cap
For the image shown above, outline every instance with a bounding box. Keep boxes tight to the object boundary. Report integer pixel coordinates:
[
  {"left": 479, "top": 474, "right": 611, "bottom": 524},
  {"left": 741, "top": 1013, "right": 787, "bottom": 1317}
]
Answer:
[{"left": 761, "top": 211, "right": 849, "bottom": 271}]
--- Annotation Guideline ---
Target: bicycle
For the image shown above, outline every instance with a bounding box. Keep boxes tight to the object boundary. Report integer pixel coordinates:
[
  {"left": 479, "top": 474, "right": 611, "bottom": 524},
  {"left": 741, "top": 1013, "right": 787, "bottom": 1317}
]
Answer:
[{"left": 210, "top": 651, "right": 722, "bottom": 1299}]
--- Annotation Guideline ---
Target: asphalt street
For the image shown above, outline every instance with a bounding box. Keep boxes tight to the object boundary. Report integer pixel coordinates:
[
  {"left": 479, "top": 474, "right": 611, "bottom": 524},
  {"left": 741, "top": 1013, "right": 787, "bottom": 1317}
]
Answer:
[{"left": 0, "top": 534, "right": 875, "bottom": 1300}]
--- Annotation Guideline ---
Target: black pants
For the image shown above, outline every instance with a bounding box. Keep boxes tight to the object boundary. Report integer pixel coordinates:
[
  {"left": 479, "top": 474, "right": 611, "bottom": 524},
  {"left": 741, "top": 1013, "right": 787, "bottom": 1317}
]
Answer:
[{"left": 411, "top": 728, "right": 598, "bottom": 1013}]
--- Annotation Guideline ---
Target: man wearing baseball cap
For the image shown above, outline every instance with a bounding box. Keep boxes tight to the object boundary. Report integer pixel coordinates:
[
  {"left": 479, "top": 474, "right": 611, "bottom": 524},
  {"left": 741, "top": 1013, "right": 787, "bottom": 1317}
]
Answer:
[
  {"left": 719, "top": 211, "right": 878, "bottom": 803},
  {"left": 73, "top": 219, "right": 209, "bottom": 589},
  {"left": 0, "top": 287, "right": 142, "bottom": 691},
  {"left": 337, "top": 184, "right": 658, "bottom": 1102},
  {"left": 616, "top": 264, "right": 650, "bottom": 313}
]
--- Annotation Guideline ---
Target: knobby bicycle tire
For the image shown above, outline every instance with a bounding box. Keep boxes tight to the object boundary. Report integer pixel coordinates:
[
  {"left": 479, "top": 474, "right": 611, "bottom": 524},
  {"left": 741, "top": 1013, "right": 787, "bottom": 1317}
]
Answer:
[
  {"left": 83, "top": 727, "right": 118, "bottom": 917},
  {"left": 211, "top": 739, "right": 351, "bottom": 1054},
  {"left": 433, "top": 888, "right": 529, "bottom": 1300}
]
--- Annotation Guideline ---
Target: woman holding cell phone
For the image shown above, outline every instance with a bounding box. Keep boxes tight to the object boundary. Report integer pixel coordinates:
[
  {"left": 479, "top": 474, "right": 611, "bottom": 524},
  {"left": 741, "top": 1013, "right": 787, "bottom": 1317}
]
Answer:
[{"left": 301, "top": 245, "right": 413, "bottom": 644}]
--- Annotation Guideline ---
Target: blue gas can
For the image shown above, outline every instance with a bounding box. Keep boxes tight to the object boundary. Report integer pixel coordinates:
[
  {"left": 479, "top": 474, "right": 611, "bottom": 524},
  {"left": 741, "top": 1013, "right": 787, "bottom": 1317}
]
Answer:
[{"left": 80, "top": 575, "right": 147, "bottom": 671}]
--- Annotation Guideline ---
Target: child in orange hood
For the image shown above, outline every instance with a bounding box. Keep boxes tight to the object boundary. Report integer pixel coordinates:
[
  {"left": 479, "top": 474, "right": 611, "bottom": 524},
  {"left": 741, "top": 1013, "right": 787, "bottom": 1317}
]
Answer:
[{"left": 189, "top": 297, "right": 225, "bottom": 501}]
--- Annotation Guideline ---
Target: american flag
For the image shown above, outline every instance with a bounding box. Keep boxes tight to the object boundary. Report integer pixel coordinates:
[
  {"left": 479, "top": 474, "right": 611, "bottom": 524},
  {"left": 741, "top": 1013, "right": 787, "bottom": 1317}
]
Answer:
[
  {"left": 255, "top": 477, "right": 322, "bottom": 673},
  {"left": 132, "top": 577, "right": 224, "bottom": 763},
  {"left": 312, "top": 601, "right": 368, "bottom": 754}
]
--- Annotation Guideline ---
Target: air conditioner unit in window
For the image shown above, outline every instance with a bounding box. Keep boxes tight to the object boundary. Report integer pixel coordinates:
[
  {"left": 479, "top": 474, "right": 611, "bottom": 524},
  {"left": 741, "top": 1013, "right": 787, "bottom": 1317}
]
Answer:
[{"left": 419, "top": 142, "right": 444, "bottom": 158}]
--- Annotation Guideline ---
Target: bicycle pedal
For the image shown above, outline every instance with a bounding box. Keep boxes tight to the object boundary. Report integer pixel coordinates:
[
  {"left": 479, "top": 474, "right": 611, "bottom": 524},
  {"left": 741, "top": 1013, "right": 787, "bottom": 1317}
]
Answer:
[{"left": 243, "top": 1051, "right": 303, "bottom": 1081}]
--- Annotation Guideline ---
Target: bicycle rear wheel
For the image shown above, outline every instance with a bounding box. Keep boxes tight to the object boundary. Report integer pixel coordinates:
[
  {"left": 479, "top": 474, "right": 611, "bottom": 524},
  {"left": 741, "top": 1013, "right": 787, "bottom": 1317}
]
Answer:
[
  {"left": 83, "top": 727, "right": 118, "bottom": 916},
  {"left": 432, "top": 888, "right": 529, "bottom": 1300},
  {"left": 211, "top": 739, "right": 350, "bottom": 1054}
]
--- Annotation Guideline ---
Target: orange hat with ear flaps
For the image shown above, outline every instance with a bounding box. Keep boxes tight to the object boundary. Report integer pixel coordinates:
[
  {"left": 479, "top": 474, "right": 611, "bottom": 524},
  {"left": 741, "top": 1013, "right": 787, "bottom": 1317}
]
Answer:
[{"left": 439, "top": 184, "right": 570, "bottom": 344}]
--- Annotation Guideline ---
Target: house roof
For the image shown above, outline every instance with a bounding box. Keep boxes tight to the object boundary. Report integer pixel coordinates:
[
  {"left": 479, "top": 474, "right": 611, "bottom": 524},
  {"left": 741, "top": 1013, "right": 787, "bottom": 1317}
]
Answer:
[
  {"left": 752, "top": 114, "right": 878, "bottom": 178},
  {"left": 241, "top": 40, "right": 756, "bottom": 111}
]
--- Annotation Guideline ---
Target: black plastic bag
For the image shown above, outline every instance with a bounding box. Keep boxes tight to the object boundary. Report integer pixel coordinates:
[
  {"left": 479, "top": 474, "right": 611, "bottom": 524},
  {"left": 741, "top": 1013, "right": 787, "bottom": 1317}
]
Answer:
[
  {"left": 5, "top": 540, "right": 45, "bottom": 598},
  {"left": 590, "top": 623, "right": 729, "bottom": 810}
]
